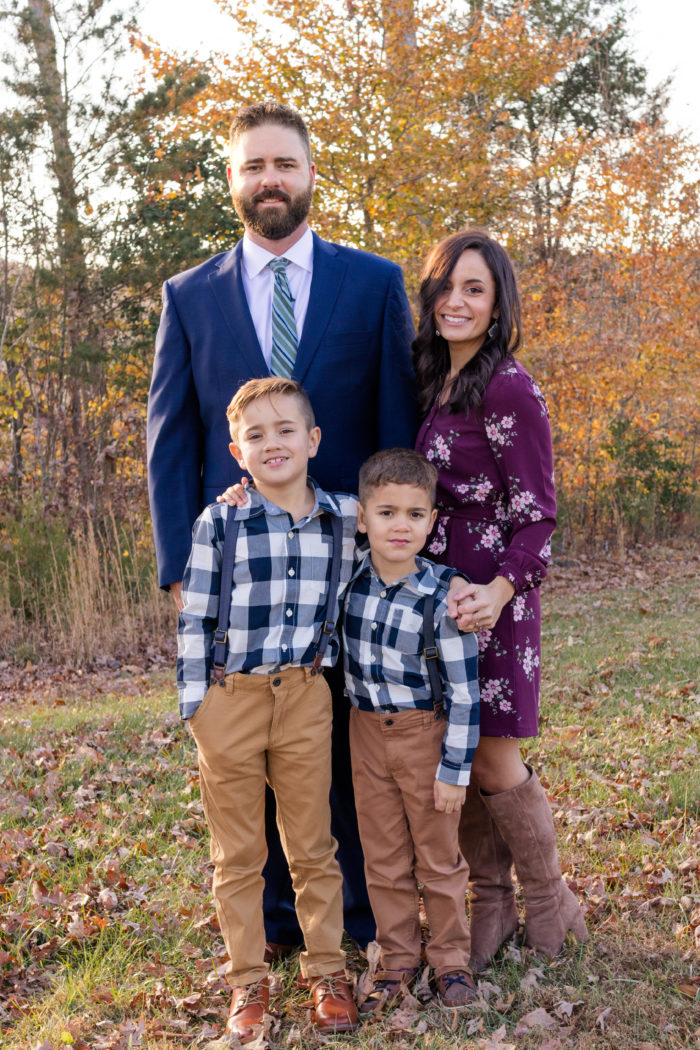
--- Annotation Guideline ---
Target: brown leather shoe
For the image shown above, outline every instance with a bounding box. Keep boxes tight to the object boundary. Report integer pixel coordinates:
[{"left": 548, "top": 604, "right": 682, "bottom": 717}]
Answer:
[
  {"left": 263, "top": 941, "right": 297, "bottom": 964},
  {"left": 225, "top": 977, "right": 269, "bottom": 1042},
  {"left": 310, "top": 970, "right": 358, "bottom": 1032},
  {"left": 435, "top": 969, "right": 478, "bottom": 1011}
]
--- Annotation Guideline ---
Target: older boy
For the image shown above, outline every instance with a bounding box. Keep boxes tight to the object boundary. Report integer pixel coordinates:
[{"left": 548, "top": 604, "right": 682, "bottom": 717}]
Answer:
[
  {"left": 343, "top": 449, "right": 481, "bottom": 1013},
  {"left": 178, "top": 377, "right": 358, "bottom": 1041}
]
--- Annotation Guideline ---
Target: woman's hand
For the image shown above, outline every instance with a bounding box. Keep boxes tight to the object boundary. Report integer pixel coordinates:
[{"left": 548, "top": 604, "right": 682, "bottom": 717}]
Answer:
[
  {"left": 433, "top": 780, "right": 466, "bottom": 813},
  {"left": 452, "top": 575, "right": 515, "bottom": 633},
  {"left": 217, "top": 477, "right": 250, "bottom": 507}
]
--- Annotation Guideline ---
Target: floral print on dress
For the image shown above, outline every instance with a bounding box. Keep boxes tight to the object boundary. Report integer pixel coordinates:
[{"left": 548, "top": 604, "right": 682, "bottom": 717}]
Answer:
[
  {"left": 531, "top": 381, "right": 549, "bottom": 416},
  {"left": 477, "top": 629, "right": 508, "bottom": 659},
  {"left": 427, "top": 518, "right": 447, "bottom": 556},
  {"left": 480, "top": 676, "right": 518, "bottom": 719},
  {"left": 424, "top": 429, "right": 460, "bottom": 468},
  {"left": 515, "top": 640, "right": 541, "bottom": 683},
  {"left": 415, "top": 357, "right": 555, "bottom": 739},
  {"left": 507, "top": 479, "right": 545, "bottom": 525},
  {"left": 478, "top": 522, "right": 505, "bottom": 554},
  {"left": 455, "top": 474, "right": 494, "bottom": 504},
  {"left": 484, "top": 411, "right": 516, "bottom": 456}
]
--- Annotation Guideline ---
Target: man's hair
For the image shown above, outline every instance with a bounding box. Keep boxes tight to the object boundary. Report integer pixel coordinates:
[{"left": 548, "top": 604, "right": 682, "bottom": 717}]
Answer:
[
  {"left": 226, "top": 377, "right": 315, "bottom": 441},
  {"left": 358, "top": 448, "right": 437, "bottom": 506},
  {"left": 229, "top": 101, "right": 312, "bottom": 162}
]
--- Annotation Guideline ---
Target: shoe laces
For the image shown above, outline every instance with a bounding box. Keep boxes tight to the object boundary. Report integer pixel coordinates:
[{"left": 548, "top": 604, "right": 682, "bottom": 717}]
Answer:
[
  {"left": 310, "top": 973, "right": 348, "bottom": 1000},
  {"left": 238, "top": 980, "right": 268, "bottom": 1007},
  {"left": 440, "top": 971, "right": 473, "bottom": 991}
]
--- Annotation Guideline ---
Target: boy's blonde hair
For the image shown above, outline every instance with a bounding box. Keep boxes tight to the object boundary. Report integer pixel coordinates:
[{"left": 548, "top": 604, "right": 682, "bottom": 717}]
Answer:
[
  {"left": 358, "top": 448, "right": 437, "bottom": 506},
  {"left": 226, "top": 377, "right": 316, "bottom": 440}
]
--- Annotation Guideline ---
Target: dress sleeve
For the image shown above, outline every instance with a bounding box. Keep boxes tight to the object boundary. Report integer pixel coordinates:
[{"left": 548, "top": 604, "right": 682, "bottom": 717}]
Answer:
[{"left": 483, "top": 366, "right": 556, "bottom": 593}]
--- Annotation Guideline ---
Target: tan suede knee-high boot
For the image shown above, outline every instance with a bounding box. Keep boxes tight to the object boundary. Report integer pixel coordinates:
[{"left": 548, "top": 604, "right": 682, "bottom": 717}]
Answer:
[
  {"left": 459, "top": 782, "right": 519, "bottom": 970},
  {"left": 480, "top": 767, "right": 588, "bottom": 958}
]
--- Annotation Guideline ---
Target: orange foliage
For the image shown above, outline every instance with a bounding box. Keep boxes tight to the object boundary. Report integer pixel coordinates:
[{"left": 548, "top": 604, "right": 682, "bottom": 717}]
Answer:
[{"left": 111, "top": 3, "right": 700, "bottom": 539}]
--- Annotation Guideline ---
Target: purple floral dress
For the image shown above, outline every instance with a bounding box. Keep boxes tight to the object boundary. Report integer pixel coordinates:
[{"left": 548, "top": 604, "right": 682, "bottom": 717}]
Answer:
[{"left": 416, "top": 358, "right": 556, "bottom": 738}]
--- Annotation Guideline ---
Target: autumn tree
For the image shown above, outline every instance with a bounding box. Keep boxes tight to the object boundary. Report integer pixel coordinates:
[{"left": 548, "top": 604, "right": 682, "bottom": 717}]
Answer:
[
  {"left": 0, "top": 0, "right": 132, "bottom": 511},
  {"left": 137, "top": 0, "right": 587, "bottom": 283},
  {"left": 135, "top": 0, "right": 697, "bottom": 544},
  {"left": 107, "top": 58, "right": 242, "bottom": 374}
]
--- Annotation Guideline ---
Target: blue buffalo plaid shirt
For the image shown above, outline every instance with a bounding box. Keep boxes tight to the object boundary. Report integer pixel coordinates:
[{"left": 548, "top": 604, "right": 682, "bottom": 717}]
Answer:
[
  {"left": 177, "top": 482, "right": 359, "bottom": 719},
  {"left": 343, "top": 556, "right": 480, "bottom": 785}
]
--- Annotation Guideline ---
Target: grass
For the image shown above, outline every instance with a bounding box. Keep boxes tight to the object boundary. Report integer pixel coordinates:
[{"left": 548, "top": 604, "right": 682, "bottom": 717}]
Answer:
[{"left": 0, "top": 544, "right": 698, "bottom": 1049}]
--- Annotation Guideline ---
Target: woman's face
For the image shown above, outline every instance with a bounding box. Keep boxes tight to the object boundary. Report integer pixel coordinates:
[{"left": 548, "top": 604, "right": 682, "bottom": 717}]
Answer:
[{"left": 433, "top": 249, "right": 498, "bottom": 362}]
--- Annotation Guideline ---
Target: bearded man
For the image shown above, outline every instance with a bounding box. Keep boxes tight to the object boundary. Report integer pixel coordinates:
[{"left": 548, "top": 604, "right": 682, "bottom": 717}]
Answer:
[{"left": 146, "top": 101, "right": 417, "bottom": 960}]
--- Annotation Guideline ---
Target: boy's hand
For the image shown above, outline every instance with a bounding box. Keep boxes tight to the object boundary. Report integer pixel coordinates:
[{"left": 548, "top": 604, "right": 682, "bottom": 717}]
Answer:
[
  {"left": 446, "top": 576, "right": 470, "bottom": 619},
  {"left": 433, "top": 780, "right": 466, "bottom": 813},
  {"left": 217, "top": 477, "right": 250, "bottom": 507},
  {"left": 169, "top": 581, "right": 184, "bottom": 611}
]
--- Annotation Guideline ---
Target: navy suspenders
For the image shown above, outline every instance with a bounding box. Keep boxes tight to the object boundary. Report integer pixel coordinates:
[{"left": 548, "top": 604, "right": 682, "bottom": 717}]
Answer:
[
  {"left": 211, "top": 508, "right": 344, "bottom": 684},
  {"left": 211, "top": 512, "right": 241, "bottom": 683},
  {"left": 422, "top": 591, "right": 445, "bottom": 717},
  {"left": 210, "top": 502, "right": 455, "bottom": 715}
]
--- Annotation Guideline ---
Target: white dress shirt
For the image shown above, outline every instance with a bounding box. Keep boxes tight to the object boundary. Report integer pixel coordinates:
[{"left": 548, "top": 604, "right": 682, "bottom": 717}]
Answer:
[{"left": 240, "top": 227, "right": 314, "bottom": 368}]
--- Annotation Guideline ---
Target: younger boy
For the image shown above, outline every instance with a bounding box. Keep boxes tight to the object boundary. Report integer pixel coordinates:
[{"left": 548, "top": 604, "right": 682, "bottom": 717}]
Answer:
[
  {"left": 177, "top": 377, "right": 358, "bottom": 1041},
  {"left": 343, "top": 448, "right": 480, "bottom": 1013}
]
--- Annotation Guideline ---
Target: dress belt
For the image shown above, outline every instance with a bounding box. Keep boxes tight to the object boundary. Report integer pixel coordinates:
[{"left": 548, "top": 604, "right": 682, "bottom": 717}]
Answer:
[{"left": 438, "top": 506, "right": 500, "bottom": 522}]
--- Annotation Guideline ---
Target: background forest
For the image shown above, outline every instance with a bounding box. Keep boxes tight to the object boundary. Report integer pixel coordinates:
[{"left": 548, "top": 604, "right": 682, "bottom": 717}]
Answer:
[{"left": 0, "top": 0, "right": 698, "bottom": 667}]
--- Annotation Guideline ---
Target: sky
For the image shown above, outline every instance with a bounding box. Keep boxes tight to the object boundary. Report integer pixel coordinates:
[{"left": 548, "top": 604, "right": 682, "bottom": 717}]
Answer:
[{"left": 135, "top": 0, "right": 700, "bottom": 145}]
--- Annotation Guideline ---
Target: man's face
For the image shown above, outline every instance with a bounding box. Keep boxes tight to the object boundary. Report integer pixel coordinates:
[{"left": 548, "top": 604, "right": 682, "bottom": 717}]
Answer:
[{"left": 227, "top": 123, "right": 315, "bottom": 241}]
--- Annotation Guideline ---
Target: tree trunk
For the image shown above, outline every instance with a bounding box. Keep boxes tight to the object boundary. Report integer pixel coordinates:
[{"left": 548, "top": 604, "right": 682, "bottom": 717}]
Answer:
[{"left": 26, "top": 0, "right": 92, "bottom": 498}]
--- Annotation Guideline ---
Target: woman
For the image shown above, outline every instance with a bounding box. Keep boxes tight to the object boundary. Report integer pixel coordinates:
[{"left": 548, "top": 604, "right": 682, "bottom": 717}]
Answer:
[{"left": 414, "top": 229, "right": 587, "bottom": 969}]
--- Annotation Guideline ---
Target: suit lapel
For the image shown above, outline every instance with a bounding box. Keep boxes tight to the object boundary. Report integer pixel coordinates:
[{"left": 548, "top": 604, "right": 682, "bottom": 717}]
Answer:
[
  {"left": 294, "top": 234, "right": 346, "bottom": 385},
  {"left": 209, "top": 242, "right": 269, "bottom": 376}
]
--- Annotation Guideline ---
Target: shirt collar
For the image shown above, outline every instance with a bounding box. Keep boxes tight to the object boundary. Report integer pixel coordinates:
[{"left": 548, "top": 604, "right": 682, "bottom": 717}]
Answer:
[
  {"left": 230, "top": 475, "right": 344, "bottom": 523},
  {"left": 241, "top": 227, "right": 314, "bottom": 280},
  {"left": 350, "top": 554, "right": 441, "bottom": 596}
]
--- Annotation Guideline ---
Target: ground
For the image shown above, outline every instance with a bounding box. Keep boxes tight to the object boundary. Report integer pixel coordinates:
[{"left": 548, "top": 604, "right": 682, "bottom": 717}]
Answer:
[{"left": 0, "top": 542, "right": 698, "bottom": 1049}]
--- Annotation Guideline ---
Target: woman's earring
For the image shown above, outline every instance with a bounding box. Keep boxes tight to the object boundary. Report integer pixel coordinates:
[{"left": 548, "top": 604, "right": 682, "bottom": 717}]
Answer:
[{"left": 488, "top": 319, "right": 498, "bottom": 339}]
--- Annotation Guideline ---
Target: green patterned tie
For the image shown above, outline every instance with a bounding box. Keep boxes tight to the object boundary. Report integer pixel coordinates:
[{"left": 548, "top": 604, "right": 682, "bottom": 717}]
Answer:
[{"left": 268, "top": 257, "right": 298, "bottom": 377}]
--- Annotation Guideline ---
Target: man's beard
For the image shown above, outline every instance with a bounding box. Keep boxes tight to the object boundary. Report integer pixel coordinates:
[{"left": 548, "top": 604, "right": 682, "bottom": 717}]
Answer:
[{"left": 233, "top": 185, "right": 314, "bottom": 240}]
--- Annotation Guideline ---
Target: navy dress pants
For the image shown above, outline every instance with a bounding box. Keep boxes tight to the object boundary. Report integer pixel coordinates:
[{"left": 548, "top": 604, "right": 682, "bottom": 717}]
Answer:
[{"left": 261, "top": 660, "right": 376, "bottom": 947}]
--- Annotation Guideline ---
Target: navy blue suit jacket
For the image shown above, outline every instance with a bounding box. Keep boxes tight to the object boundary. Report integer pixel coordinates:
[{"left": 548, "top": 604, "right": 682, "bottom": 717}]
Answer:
[{"left": 147, "top": 233, "right": 418, "bottom": 587}]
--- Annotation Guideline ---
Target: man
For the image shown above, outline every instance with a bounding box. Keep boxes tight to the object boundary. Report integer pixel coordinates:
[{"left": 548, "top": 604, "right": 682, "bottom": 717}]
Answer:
[{"left": 147, "top": 101, "right": 417, "bottom": 963}]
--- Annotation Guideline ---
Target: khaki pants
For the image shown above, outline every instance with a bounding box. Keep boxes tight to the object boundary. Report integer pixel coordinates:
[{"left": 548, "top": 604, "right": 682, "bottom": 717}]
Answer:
[
  {"left": 349, "top": 706, "right": 470, "bottom": 977},
  {"left": 190, "top": 666, "right": 345, "bottom": 986}
]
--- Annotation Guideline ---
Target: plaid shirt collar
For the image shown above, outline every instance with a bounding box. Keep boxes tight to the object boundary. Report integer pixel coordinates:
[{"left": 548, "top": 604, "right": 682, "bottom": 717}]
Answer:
[
  {"left": 236, "top": 477, "right": 346, "bottom": 523},
  {"left": 349, "top": 553, "right": 442, "bottom": 597}
]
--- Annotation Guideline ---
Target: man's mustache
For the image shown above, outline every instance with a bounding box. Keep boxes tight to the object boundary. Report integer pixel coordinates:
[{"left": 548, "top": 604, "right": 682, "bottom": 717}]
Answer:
[{"left": 253, "top": 189, "right": 292, "bottom": 205}]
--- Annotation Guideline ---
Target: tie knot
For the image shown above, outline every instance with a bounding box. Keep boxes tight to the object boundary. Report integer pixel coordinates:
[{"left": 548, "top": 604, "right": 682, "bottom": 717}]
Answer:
[{"left": 268, "top": 257, "right": 291, "bottom": 274}]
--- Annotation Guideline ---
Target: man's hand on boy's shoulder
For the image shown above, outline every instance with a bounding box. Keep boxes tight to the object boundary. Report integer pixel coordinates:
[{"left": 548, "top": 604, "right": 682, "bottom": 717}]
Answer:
[{"left": 433, "top": 779, "right": 466, "bottom": 813}]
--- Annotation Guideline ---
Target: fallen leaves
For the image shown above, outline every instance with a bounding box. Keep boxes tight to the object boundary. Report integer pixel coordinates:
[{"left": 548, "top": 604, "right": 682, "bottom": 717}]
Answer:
[
  {"left": 1, "top": 547, "right": 698, "bottom": 1047},
  {"left": 513, "top": 1006, "right": 558, "bottom": 1036}
]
